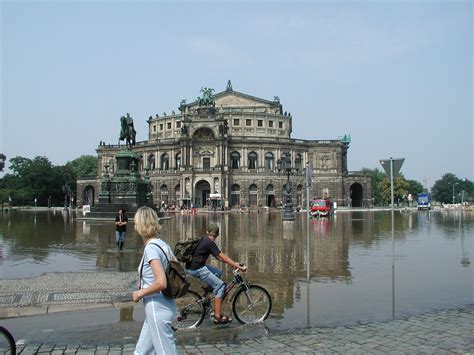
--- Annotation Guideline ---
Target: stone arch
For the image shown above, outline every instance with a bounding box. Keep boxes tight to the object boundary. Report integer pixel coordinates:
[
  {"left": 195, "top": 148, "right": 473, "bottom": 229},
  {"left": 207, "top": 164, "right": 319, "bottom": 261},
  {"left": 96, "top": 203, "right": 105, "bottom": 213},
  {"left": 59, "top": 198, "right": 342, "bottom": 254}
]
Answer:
[
  {"left": 83, "top": 185, "right": 95, "bottom": 206},
  {"left": 230, "top": 151, "right": 240, "bottom": 169},
  {"left": 266, "top": 183, "right": 276, "bottom": 207},
  {"left": 148, "top": 154, "right": 156, "bottom": 171},
  {"left": 248, "top": 151, "right": 258, "bottom": 170},
  {"left": 192, "top": 127, "right": 215, "bottom": 141},
  {"left": 350, "top": 183, "right": 363, "bottom": 207},
  {"left": 160, "top": 153, "right": 169, "bottom": 171},
  {"left": 265, "top": 152, "right": 274, "bottom": 170},
  {"left": 195, "top": 179, "right": 211, "bottom": 207}
]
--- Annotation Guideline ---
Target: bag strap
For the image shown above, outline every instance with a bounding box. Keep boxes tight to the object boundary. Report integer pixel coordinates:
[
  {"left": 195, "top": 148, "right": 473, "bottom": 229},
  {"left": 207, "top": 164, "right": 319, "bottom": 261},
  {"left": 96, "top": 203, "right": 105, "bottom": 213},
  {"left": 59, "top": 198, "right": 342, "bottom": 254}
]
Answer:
[{"left": 139, "top": 241, "right": 169, "bottom": 290}]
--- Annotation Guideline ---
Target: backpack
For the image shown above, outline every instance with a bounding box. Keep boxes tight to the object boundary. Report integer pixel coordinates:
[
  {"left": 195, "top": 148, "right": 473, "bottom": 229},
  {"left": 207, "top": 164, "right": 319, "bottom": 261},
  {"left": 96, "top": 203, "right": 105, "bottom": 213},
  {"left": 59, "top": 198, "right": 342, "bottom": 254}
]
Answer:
[
  {"left": 174, "top": 237, "right": 202, "bottom": 263},
  {"left": 140, "top": 243, "right": 190, "bottom": 299}
]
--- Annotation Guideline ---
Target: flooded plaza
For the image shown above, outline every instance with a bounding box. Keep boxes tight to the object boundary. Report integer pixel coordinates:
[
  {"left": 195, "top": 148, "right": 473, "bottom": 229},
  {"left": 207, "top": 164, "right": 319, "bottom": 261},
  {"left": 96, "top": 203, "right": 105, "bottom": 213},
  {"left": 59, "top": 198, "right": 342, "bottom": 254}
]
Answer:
[{"left": 0, "top": 208, "right": 472, "bottom": 332}]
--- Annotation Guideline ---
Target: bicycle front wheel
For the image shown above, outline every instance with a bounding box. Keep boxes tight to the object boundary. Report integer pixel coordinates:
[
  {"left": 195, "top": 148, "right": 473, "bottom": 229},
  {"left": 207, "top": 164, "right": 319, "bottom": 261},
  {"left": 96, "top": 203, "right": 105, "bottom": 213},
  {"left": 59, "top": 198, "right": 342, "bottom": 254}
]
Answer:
[
  {"left": 173, "top": 290, "right": 206, "bottom": 329},
  {"left": 232, "top": 285, "right": 272, "bottom": 324},
  {"left": 0, "top": 326, "right": 16, "bottom": 355}
]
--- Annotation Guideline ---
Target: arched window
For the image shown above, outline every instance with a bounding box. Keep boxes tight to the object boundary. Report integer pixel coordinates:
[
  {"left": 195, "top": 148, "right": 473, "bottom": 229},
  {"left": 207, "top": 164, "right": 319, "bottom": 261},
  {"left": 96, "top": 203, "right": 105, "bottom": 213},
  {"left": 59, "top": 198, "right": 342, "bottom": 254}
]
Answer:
[
  {"left": 248, "top": 152, "right": 257, "bottom": 170},
  {"left": 161, "top": 153, "right": 169, "bottom": 171},
  {"left": 266, "top": 184, "right": 276, "bottom": 207},
  {"left": 148, "top": 154, "right": 155, "bottom": 171},
  {"left": 265, "top": 152, "right": 274, "bottom": 170},
  {"left": 295, "top": 153, "right": 302, "bottom": 172},
  {"left": 175, "top": 153, "right": 181, "bottom": 170},
  {"left": 230, "top": 151, "right": 240, "bottom": 169}
]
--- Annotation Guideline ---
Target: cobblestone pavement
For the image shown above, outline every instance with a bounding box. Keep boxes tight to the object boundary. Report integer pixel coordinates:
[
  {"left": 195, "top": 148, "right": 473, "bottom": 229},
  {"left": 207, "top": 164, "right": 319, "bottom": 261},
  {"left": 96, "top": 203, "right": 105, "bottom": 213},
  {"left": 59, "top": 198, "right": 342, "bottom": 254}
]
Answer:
[{"left": 7, "top": 306, "right": 473, "bottom": 354}]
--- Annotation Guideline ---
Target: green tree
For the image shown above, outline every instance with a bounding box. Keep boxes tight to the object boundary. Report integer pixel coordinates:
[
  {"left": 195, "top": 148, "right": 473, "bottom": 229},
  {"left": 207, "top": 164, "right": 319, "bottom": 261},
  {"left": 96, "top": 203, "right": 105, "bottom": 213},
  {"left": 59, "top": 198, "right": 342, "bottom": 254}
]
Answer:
[
  {"left": 432, "top": 174, "right": 474, "bottom": 204},
  {"left": 66, "top": 155, "right": 97, "bottom": 177},
  {"left": 406, "top": 179, "right": 425, "bottom": 201},
  {"left": 360, "top": 167, "right": 385, "bottom": 205},
  {"left": 378, "top": 175, "right": 411, "bottom": 206},
  {"left": 5, "top": 156, "right": 54, "bottom": 205},
  {"left": 0, "top": 155, "right": 79, "bottom": 206}
]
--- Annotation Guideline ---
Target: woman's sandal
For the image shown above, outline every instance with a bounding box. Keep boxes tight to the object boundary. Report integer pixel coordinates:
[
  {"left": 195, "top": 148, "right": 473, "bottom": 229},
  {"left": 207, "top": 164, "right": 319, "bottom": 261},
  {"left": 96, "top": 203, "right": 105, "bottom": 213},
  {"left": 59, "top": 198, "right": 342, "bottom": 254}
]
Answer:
[{"left": 214, "top": 315, "right": 232, "bottom": 325}]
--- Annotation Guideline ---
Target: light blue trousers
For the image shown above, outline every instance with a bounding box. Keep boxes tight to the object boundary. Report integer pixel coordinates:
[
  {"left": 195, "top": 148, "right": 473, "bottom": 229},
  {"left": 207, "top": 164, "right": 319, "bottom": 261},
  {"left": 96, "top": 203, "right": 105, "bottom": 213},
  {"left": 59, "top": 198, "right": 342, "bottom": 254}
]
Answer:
[
  {"left": 134, "top": 294, "right": 177, "bottom": 355},
  {"left": 186, "top": 264, "right": 225, "bottom": 298}
]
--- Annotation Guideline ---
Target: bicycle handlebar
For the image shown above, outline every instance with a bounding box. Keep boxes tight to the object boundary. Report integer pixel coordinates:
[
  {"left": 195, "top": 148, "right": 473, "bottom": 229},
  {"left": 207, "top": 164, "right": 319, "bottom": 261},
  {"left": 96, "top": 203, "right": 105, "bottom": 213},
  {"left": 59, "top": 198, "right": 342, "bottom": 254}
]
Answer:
[{"left": 233, "top": 264, "right": 247, "bottom": 275}]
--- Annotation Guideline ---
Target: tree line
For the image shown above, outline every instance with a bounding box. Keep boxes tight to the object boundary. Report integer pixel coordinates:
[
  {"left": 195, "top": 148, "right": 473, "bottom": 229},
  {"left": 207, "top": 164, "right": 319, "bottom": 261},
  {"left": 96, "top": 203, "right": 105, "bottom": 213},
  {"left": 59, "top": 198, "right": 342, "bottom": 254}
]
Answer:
[
  {"left": 0, "top": 155, "right": 97, "bottom": 207},
  {"left": 361, "top": 168, "right": 473, "bottom": 206}
]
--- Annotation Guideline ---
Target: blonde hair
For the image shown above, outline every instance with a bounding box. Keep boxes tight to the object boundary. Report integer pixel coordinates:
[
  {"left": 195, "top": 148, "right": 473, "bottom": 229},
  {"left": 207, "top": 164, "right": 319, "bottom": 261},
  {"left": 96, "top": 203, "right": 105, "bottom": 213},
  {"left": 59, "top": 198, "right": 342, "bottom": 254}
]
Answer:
[{"left": 134, "top": 206, "right": 161, "bottom": 239}]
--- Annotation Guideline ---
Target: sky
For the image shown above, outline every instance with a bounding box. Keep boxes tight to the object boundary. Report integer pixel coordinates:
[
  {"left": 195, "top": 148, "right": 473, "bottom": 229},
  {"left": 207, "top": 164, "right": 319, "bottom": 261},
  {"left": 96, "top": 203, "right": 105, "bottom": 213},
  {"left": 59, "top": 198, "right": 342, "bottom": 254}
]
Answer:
[{"left": 1, "top": 0, "right": 472, "bottom": 187}]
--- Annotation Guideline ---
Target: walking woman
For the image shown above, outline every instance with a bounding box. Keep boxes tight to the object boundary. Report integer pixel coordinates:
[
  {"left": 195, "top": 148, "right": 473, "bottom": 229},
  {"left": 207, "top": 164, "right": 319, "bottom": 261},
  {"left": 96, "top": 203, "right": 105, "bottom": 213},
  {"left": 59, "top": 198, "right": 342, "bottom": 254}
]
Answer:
[{"left": 132, "top": 206, "right": 177, "bottom": 354}]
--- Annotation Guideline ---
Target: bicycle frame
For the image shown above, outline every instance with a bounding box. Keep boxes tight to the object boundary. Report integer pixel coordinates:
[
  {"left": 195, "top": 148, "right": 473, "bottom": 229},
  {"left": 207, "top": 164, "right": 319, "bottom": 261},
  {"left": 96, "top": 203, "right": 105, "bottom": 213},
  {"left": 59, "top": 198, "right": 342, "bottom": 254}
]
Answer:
[{"left": 201, "top": 268, "right": 249, "bottom": 304}]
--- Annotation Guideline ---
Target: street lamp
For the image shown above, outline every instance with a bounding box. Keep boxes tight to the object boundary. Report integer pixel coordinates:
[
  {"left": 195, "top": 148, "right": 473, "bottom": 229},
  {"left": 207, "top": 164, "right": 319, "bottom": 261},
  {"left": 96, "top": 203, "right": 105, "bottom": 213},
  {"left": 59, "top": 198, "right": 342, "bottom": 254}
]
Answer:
[
  {"left": 452, "top": 182, "right": 459, "bottom": 204},
  {"left": 277, "top": 153, "right": 295, "bottom": 221}
]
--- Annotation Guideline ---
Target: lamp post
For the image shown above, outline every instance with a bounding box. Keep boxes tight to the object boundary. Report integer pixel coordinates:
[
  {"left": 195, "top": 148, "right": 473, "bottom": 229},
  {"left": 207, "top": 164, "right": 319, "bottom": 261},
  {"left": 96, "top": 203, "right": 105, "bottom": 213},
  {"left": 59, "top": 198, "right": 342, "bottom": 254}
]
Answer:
[
  {"left": 277, "top": 153, "right": 295, "bottom": 221},
  {"left": 452, "top": 182, "right": 458, "bottom": 204}
]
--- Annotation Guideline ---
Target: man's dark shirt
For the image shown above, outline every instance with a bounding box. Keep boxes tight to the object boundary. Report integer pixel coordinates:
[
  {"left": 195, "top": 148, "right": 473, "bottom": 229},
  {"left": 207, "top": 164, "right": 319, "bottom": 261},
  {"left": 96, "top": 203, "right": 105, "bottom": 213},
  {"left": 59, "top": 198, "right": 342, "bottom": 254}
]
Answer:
[
  {"left": 115, "top": 214, "right": 128, "bottom": 232},
  {"left": 187, "top": 237, "right": 221, "bottom": 270}
]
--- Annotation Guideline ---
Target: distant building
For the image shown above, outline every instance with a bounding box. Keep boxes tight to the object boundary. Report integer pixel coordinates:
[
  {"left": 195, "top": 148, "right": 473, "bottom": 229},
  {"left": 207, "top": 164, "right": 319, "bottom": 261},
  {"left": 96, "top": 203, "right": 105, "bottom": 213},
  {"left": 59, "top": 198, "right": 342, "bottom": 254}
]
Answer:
[{"left": 77, "top": 82, "right": 371, "bottom": 209}]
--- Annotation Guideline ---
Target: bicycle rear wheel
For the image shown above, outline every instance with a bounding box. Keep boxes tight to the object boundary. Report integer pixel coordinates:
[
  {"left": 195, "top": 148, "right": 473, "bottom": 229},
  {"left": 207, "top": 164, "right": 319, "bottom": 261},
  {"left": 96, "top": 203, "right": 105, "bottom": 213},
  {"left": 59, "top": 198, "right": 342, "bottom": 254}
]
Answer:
[
  {"left": 232, "top": 285, "right": 272, "bottom": 324},
  {"left": 173, "top": 290, "right": 206, "bottom": 329},
  {"left": 0, "top": 326, "right": 16, "bottom": 355}
]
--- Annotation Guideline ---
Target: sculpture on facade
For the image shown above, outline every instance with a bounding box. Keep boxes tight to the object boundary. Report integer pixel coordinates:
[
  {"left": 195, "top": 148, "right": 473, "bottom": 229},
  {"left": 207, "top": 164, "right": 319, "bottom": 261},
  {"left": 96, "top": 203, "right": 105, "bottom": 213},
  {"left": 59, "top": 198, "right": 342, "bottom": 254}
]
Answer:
[
  {"left": 180, "top": 124, "right": 188, "bottom": 137},
  {"left": 225, "top": 120, "right": 229, "bottom": 133},
  {"left": 226, "top": 80, "right": 233, "bottom": 91},
  {"left": 197, "top": 87, "right": 215, "bottom": 107},
  {"left": 119, "top": 113, "right": 136, "bottom": 149},
  {"left": 179, "top": 99, "right": 187, "bottom": 112}
]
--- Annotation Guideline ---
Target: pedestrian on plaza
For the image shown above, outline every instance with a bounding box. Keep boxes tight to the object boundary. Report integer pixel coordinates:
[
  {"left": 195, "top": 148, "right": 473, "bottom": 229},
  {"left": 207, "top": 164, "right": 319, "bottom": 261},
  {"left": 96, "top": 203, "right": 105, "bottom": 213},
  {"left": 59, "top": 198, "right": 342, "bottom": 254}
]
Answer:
[
  {"left": 132, "top": 206, "right": 177, "bottom": 354},
  {"left": 114, "top": 209, "right": 128, "bottom": 251},
  {"left": 186, "top": 223, "right": 247, "bottom": 324}
]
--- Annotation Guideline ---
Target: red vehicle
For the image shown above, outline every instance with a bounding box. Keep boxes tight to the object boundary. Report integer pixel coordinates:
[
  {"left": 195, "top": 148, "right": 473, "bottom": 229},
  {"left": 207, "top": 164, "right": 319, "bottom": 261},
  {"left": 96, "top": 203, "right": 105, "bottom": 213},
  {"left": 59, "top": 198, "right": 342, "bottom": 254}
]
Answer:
[{"left": 310, "top": 198, "right": 332, "bottom": 217}]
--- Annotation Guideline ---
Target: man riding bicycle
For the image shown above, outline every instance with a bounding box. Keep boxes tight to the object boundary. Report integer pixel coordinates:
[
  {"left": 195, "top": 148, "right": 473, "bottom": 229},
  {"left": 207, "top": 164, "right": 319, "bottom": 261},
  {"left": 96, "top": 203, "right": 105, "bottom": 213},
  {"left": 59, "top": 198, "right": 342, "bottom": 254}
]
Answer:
[{"left": 185, "top": 223, "right": 247, "bottom": 324}]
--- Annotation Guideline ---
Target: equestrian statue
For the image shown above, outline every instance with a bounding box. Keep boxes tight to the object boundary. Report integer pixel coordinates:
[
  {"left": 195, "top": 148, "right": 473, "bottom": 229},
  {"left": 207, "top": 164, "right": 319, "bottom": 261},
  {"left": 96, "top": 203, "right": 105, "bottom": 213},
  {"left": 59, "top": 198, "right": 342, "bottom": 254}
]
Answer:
[{"left": 119, "top": 113, "right": 136, "bottom": 149}]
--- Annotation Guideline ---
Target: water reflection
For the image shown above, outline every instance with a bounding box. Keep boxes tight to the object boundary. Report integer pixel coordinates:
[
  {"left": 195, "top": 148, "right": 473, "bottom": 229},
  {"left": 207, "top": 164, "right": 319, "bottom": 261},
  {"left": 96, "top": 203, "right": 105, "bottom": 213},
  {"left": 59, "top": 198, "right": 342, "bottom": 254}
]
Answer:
[{"left": 0, "top": 209, "right": 472, "bottom": 330}]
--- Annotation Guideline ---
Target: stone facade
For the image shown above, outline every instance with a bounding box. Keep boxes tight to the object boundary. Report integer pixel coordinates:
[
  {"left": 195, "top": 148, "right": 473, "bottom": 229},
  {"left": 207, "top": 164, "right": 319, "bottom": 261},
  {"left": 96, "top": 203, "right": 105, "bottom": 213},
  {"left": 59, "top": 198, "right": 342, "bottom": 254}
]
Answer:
[{"left": 77, "top": 83, "right": 372, "bottom": 209}]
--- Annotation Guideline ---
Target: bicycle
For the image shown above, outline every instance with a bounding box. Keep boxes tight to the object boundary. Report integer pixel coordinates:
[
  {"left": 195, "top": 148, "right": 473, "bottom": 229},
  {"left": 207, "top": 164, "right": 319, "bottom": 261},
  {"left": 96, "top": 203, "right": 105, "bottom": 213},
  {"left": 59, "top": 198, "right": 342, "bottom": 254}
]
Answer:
[
  {"left": 173, "top": 267, "right": 272, "bottom": 329},
  {"left": 0, "top": 326, "right": 16, "bottom": 355}
]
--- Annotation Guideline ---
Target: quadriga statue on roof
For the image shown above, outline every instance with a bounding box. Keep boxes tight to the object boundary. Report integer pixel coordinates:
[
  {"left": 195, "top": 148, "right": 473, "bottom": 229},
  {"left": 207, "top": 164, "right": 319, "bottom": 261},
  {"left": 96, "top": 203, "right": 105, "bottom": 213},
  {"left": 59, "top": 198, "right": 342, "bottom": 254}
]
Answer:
[
  {"left": 197, "top": 87, "right": 215, "bottom": 107},
  {"left": 119, "top": 113, "right": 137, "bottom": 149}
]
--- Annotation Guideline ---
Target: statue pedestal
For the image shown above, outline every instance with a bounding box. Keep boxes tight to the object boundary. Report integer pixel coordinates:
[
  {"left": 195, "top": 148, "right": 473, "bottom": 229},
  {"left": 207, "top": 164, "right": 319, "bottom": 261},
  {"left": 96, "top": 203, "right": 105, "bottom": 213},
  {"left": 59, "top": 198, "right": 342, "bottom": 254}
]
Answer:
[{"left": 87, "top": 150, "right": 155, "bottom": 218}]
